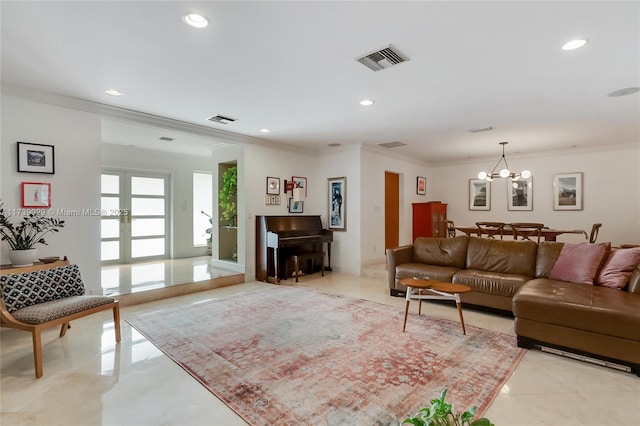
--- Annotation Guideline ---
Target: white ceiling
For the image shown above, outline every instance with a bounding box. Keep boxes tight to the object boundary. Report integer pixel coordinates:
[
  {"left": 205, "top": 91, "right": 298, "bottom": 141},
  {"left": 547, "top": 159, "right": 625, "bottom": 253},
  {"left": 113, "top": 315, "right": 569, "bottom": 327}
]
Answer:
[{"left": 2, "top": 1, "right": 638, "bottom": 163}]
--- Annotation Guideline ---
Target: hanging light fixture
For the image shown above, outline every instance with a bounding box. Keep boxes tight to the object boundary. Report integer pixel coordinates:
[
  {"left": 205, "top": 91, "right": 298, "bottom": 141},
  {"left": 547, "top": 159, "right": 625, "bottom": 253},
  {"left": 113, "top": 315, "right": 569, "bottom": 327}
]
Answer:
[{"left": 477, "top": 142, "right": 531, "bottom": 182}]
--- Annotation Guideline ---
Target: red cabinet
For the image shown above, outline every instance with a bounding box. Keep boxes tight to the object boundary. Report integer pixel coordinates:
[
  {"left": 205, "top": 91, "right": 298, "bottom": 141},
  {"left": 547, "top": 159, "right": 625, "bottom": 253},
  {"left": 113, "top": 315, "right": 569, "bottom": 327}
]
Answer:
[{"left": 412, "top": 202, "right": 447, "bottom": 241}]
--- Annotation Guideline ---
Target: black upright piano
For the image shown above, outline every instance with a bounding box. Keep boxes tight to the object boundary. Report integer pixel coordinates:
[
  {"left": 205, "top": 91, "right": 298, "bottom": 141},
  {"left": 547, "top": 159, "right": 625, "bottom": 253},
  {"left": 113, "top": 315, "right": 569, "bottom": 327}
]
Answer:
[{"left": 256, "top": 215, "right": 333, "bottom": 283}]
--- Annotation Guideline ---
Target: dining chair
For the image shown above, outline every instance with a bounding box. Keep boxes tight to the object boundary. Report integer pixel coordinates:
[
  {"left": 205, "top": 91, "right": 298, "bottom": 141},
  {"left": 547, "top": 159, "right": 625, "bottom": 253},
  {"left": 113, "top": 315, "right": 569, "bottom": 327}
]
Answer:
[
  {"left": 475, "top": 222, "right": 506, "bottom": 239},
  {"left": 589, "top": 223, "right": 602, "bottom": 243},
  {"left": 510, "top": 223, "right": 544, "bottom": 243},
  {"left": 446, "top": 220, "right": 456, "bottom": 238}
]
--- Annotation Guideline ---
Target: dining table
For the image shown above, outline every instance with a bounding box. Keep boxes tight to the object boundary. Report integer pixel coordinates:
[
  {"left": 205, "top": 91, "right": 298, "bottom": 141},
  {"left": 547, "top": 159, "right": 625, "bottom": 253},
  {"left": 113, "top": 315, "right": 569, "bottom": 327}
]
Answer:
[{"left": 454, "top": 225, "right": 587, "bottom": 242}]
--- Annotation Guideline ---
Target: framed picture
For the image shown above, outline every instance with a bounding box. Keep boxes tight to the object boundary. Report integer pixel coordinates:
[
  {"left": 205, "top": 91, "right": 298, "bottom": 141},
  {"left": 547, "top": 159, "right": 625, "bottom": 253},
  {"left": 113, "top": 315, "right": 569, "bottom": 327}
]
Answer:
[
  {"left": 328, "top": 177, "right": 346, "bottom": 231},
  {"left": 469, "top": 179, "right": 491, "bottom": 211},
  {"left": 553, "top": 172, "right": 583, "bottom": 210},
  {"left": 416, "top": 176, "right": 426, "bottom": 195},
  {"left": 288, "top": 198, "right": 304, "bottom": 213},
  {"left": 21, "top": 182, "right": 51, "bottom": 208},
  {"left": 508, "top": 176, "right": 533, "bottom": 211},
  {"left": 17, "top": 142, "right": 55, "bottom": 174},
  {"left": 292, "top": 176, "right": 307, "bottom": 197},
  {"left": 266, "top": 177, "right": 280, "bottom": 195}
]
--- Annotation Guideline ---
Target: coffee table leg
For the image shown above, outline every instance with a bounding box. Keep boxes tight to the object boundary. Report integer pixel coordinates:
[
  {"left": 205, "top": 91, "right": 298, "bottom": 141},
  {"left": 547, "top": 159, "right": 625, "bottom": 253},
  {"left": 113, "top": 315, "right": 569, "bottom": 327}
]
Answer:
[
  {"left": 403, "top": 286, "right": 412, "bottom": 332},
  {"left": 455, "top": 294, "right": 466, "bottom": 335}
]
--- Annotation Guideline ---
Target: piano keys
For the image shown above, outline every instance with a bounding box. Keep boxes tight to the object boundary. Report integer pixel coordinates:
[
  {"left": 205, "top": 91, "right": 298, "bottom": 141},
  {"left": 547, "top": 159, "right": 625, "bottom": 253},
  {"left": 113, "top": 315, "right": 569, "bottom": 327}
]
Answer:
[{"left": 256, "top": 215, "right": 333, "bottom": 283}]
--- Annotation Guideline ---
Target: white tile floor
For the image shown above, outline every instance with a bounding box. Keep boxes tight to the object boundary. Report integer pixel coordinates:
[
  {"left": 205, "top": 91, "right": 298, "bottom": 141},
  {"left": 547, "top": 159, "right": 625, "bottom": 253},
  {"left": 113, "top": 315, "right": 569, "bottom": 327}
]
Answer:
[{"left": 1, "top": 269, "right": 639, "bottom": 426}]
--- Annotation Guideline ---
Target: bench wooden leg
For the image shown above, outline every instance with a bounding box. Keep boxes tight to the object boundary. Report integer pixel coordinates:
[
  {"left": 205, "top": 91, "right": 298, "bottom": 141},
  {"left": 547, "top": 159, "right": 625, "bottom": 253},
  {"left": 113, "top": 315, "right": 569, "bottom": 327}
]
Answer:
[
  {"left": 32, "top": 329, "right": 43, "bottom": 378},
  {"left": 59, "top": 322, "right": 69, "bottom": 337},
  {"left": 113, "top": 303, "right": 121, "bottom": 343}
]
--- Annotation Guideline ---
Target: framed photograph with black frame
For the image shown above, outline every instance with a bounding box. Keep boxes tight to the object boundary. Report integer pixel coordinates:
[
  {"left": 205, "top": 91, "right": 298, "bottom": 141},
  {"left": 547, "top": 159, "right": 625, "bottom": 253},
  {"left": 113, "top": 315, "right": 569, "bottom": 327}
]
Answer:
[
  {"left": 508, "top": 176, "right": 533, "bottom": 211},
  {"left": 266, "top": 177, "right": 280, "bottom": 195},
  {"left": 328, "top": 177, "right": 346, "bottom": 231},
  {"left": 288, "top": 198, "right": 304, "bottom": 213},
  {"left": 17, "top": 142, "right": 55, "bottom": 174},
  {"left": 416, "top": 176, "right": 427, "bottom": 195},
  {"left": 469, "top": 179, "right": 491, "bottom": 211},
  {"left": 553, "top": 172, "right": 583, "bottom": 210},
  {"left": 21, "top": 182, "right": 51, "bottom": 208}
]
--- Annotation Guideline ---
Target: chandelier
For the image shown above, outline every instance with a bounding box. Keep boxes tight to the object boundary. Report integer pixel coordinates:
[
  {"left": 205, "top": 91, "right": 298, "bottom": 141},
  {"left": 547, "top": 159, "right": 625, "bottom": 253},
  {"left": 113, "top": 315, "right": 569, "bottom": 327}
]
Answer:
[{"left": 477, "top": 141, "right": 531, "bottom": 181}]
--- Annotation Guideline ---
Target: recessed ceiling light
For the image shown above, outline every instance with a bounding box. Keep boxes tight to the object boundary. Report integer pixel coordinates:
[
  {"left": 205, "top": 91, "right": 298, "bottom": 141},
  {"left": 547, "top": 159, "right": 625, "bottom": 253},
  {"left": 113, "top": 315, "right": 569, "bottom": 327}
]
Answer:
[
  {"left": 607, "top": 87, "right": 640, "bottom": 97},
  {"left": 360, "top": 99, "right": 375, "bottom": 106},
  {"left": 105, "top": 89, "right": 123, "bottom": 96},
  {"left": 561, "top": 38, "right": 589, "bottom": 51},
  {"left": 183, "top": 13, "right": 209, "bottom": 29},
  {"left": 260, "top": 128, "right": 270, "bottom": 133}
]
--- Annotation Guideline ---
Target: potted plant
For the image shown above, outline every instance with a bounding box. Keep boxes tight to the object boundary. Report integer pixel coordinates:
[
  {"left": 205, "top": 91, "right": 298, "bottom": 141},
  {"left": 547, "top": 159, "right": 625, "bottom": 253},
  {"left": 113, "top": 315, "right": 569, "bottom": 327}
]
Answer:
[
  {"left": 219, "top": 165, "right": 237, "bottom": 226},
  {"left": 0, "top": 202, "right": 65, "bottom": 266},
  {"left": 403, "top": 389, "right": 494, "bottom": 426}
]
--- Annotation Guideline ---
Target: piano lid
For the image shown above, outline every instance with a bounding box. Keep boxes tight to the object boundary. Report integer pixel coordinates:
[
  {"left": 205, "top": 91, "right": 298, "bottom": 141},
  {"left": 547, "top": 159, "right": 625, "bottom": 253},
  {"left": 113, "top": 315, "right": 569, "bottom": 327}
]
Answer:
[{"left": 262, "top": 215, "right": 325, "bottom": 231}]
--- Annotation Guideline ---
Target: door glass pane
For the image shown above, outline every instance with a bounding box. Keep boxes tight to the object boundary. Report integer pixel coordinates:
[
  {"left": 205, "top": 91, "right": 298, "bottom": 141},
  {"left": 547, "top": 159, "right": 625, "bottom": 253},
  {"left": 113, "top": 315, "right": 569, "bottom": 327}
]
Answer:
[
  {"left": 193, "top": 172, "right": 213, "bottom": 246},
  {"left": 131, "top": 238, "right": 165, "bottom": 257},
  {"left": 101, "top": 241, "right": 120, "bottom": 261},
  {"left": 101, "top": 196, "right": 120, "bottom": 216},
  {"left": 131, "top": 177, "right": 164, "bottom": 196},
  {"left": 131, "top": 218, "right": 165, "bottom": 237},
  {"left": 101, "top": 219, "right": 120, "bottom": 238},
  {"left": 131, "top": 198, "right": 164, "bottom": 216},
  {"left": 101, "top": 174, "right": 120, "bottom": 194}
]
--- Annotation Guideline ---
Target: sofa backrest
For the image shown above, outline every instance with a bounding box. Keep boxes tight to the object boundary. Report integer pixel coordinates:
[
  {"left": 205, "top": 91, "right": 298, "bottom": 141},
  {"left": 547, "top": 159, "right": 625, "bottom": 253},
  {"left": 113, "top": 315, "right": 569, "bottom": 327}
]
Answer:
[
  {"left": 413, "top": 235, "right": 468, "bottom": 268},
  {"left": 0, "top": 264, "right": 86, "bottom": 313},
  {"left": 466, "top": 237, "right": 537, "bottom": 276},
  {"left": 535, "top": 241, "right": 564, "bottom": 277}
]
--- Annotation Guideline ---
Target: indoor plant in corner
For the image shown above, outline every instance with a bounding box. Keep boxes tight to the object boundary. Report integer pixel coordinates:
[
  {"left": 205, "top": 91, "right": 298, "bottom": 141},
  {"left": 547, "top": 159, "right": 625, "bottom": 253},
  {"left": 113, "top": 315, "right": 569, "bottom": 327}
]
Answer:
[
  {"left": 403, "top": 389, "right": 494, "bottom": 426},
  {"left": 219, "top": 165, "right": 238, "bottom": 226},
  {"left": 0, "top": 202, "right": 65, "bottom": 266}
]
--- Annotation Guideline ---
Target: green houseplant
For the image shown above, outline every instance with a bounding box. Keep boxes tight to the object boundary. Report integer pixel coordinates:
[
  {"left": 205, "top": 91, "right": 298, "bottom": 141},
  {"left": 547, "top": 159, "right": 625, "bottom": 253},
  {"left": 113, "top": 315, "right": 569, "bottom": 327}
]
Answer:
[
  {"left": 219, "top": 166, "right": 237, "bottom": 225},
  {"left": 0, "top": 202, "right": 65, "bottom": 266},
  {"left": 403, "top": 389, "right": 494, "bottom": 426}
]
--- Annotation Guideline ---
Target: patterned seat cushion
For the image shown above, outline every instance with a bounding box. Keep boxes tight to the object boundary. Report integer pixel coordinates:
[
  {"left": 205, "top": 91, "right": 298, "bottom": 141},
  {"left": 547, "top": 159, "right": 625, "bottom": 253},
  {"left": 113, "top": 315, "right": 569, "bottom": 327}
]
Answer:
[
  {"left": 0, "top": 264, "right": 86, "bottom": 313},
  {"left": 11, "top": 295, "right": 115, "bottom": 324}
]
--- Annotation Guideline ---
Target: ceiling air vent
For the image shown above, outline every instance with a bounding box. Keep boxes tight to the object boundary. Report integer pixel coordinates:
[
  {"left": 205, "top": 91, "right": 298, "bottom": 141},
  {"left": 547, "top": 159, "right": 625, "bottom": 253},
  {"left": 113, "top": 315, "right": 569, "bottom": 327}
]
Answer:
[
  {"left": 208, "top": 115, "right": 237, "bottom": 124},
  {"left": 468, "top": 126, "right": 495, "bottom": 133},
  {"left": 378, "top": 141, "right": 406, "bottom": 148},
  {"left": 159, "top": 136, "right": 174, "bottom": 141},
  {"left": 355, "top": 45, "right": 409, "bottom": 72}
]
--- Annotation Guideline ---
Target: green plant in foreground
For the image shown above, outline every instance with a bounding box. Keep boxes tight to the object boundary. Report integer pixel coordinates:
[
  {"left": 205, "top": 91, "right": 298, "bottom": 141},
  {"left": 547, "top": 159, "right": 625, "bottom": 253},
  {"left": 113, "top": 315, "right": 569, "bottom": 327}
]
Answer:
[
  {"left": 403, "top": 389, "right": 494, "bottom": 426},
  {"left": 0, "top": 202, "right": 65, "bottom": 250}
]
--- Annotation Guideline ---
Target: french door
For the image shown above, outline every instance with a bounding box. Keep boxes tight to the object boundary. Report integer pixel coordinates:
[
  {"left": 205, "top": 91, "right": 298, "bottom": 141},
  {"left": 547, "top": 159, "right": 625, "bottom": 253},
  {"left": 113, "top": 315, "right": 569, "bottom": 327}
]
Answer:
[{"left": 101, "top": 170, "right": 170, "bottom": 264}]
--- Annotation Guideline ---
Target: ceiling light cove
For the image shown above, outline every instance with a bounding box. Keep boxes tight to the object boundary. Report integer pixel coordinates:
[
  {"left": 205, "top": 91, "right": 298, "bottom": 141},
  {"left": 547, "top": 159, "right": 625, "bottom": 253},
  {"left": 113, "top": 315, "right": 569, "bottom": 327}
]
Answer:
[
  {"left": 360, "top": 99, "right": 375, "bottom": 106},
  {"left": 561, "top": 38, "right": 589, "bottom": 51},
  {"left": 183, "top": 13, "right": 209, "bottom": 29},
  {"left": 105, "top": 89, "right": 123, "bottom": 96}
]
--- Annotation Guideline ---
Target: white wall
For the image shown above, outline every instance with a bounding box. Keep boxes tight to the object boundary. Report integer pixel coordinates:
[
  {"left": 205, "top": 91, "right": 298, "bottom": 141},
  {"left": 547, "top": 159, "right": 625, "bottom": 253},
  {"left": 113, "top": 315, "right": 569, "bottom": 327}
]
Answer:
[
  {"left": 101, "top": 143, "right": 215, "bottom": 259},
  {"left": 428, "top": 145, "right": 640, "bottom": 246},
  {"left": 1, "top": 95, "right": 103, "bottom": 293}
]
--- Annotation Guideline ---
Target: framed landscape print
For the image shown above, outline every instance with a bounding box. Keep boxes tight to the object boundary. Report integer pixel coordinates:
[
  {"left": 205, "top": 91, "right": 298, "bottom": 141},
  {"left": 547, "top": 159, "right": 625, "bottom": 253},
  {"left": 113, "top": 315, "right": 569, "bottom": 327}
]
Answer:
[
  {"left": 17, "top": 142, "right": 55, "bottom": 174},
  {"left": 21, "top": 182, "right": 51, "bottom": 208},
  {"left": 553, "top": 172, "right": 583, "bottom": 210},
  {"left": 469, "top": 179, "right": 491, "bottom": 211},
  {"left": 416, "top": 176, "right": 426, "bottom": 195},
  {"left": 328, "top": 177, "right": 346, "bottom": 231},
  {"left": 508, "top": 176, "right": 533, "bottom": 211}
]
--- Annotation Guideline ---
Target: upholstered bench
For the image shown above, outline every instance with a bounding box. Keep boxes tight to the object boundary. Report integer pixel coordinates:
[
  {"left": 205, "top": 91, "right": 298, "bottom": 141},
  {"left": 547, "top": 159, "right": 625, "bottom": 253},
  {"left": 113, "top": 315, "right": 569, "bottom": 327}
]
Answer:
[{"left": 0, "top": 262, "right": 120, "bottom": 378}]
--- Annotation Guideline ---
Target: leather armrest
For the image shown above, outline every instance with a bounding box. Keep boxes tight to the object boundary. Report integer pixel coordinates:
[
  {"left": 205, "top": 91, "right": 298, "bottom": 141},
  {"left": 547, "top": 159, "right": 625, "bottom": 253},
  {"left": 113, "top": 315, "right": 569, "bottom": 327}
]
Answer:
[{"left": 386, "top": 245, "right": 413, "bottom": 289}]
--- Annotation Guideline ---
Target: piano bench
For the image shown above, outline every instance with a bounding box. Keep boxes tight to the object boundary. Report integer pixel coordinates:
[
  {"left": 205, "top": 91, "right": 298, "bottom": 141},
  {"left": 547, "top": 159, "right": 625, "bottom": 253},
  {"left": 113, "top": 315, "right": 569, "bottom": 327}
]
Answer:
[{"left": 287, "top": 251, "right": 325, "bottom": 282}]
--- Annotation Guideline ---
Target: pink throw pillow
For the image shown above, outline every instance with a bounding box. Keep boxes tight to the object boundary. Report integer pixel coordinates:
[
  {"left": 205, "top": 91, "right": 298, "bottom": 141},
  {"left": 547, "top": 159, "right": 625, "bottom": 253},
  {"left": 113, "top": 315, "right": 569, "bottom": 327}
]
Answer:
[
  {"left": 596, "top": 247, "right": 640, "bottom": 290},
  {"left": 549, "top": 242, "right": 609, "bottom": 285}
]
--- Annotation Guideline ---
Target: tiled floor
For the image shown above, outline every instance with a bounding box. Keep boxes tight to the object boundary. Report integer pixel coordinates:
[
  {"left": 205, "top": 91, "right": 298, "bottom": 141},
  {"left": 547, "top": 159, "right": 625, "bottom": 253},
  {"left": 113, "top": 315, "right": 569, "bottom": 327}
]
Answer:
[{"left": 1, "top": 269, "right": 639, "bottom": 426}]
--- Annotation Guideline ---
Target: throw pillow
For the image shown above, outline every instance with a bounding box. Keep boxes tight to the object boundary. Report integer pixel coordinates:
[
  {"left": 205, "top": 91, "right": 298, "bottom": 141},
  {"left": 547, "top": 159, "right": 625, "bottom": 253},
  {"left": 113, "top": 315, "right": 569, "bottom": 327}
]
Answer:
[
  {"left": 596, "top": 247, "right": 640, "bottom": 290},
  {"left": 548, "top": 242, "right": 609, "bottom": 285}
]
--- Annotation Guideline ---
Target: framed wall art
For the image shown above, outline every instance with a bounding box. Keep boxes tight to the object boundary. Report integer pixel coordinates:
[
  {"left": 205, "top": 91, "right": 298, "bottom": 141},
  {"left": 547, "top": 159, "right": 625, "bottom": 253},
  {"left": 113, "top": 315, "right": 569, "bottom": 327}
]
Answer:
[
  {"left": 328, "top": 177, "right": 346, "bottom": 231},
  {"left": 469, "top": 179, "right": 491, "bottom": 211},
  {"left": 292, "top": 176, "right": 307, "bottom": 197},
  {"left": 17, "top": 142, "right": 55, "bottom": 174},
  {"left": 553, "top": 172, "right": 583, "bottom": 210},
  {"left": 508, "top": 176, "right": 533, "bottom": 211},
  {"left": 21, "top": 182, "right": 51, "bottom": 208},
  {"left": 288, "top": 198, "right": 304, "bottom": 213},
  {"left": 266, "top": 177, "right": 280, "bottom": 195},
  {"left": 416, "top": 176, "right": 426, "bottom": 195}
]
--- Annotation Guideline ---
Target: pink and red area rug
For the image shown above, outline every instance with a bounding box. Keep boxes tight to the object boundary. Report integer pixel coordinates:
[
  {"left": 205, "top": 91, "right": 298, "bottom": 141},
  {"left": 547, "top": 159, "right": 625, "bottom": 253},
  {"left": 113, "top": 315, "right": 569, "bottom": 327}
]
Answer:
[{"left": 127, "top": 286, "right": 524, "bottom": 425}]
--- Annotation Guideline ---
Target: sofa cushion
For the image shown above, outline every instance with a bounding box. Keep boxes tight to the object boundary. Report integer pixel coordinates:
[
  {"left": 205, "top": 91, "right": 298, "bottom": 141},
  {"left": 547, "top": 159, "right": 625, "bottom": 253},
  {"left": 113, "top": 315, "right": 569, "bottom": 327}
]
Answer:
[
  {"left": 0, "top": 264, "right": 86, "bottom": 313},
  {"left": 412, "top": 236, "right": 468, "bottom": 269},
  {"left": 596, "top": 247, "right": 640, "bottom": 290},
  {"left": 549, "top": 242, "right": 609, "bottom": 285},
  {"left": 535, "top": 241, "right": 564, "bottom": 278},
  {"left": 466, "top": 237, "right": 537, "bottom": 276},
  {"left": 513, "top": 278, "right": 640, "bottom": 341},
  {"left": 395, "top": 263, "right": 461, "bottom": 287},
  {"left": 453, "top": 270, "right": 530, "bottom": 297}
]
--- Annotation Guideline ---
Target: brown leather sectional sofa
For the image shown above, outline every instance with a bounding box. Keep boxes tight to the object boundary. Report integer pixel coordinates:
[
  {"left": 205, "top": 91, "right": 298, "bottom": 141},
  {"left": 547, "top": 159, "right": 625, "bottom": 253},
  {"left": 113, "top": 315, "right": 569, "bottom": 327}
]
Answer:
[{"left": 386, "top": 236, "right": 640, "bottom": 375}]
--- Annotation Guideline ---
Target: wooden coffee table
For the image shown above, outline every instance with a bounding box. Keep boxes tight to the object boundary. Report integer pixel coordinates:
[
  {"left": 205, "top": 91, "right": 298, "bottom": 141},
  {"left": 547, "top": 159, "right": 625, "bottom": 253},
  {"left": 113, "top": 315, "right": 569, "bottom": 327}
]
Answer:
[{"left": 400, "top": 278, "right": 471, "bottom": 335}]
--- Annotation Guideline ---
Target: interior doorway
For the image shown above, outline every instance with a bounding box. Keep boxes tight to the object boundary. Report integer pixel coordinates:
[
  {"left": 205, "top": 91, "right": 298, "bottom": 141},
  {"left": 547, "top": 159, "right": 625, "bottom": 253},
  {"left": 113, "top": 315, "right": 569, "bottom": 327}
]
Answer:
[{"left": 384, "top": 171, "right": 400, "bottom": 250}]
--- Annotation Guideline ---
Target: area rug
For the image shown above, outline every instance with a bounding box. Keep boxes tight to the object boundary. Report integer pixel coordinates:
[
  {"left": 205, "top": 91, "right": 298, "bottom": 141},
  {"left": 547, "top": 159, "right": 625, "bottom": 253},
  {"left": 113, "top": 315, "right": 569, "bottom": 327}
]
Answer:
[{"left": 127, "top": 286, "right": 524, "bottom": 425}]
